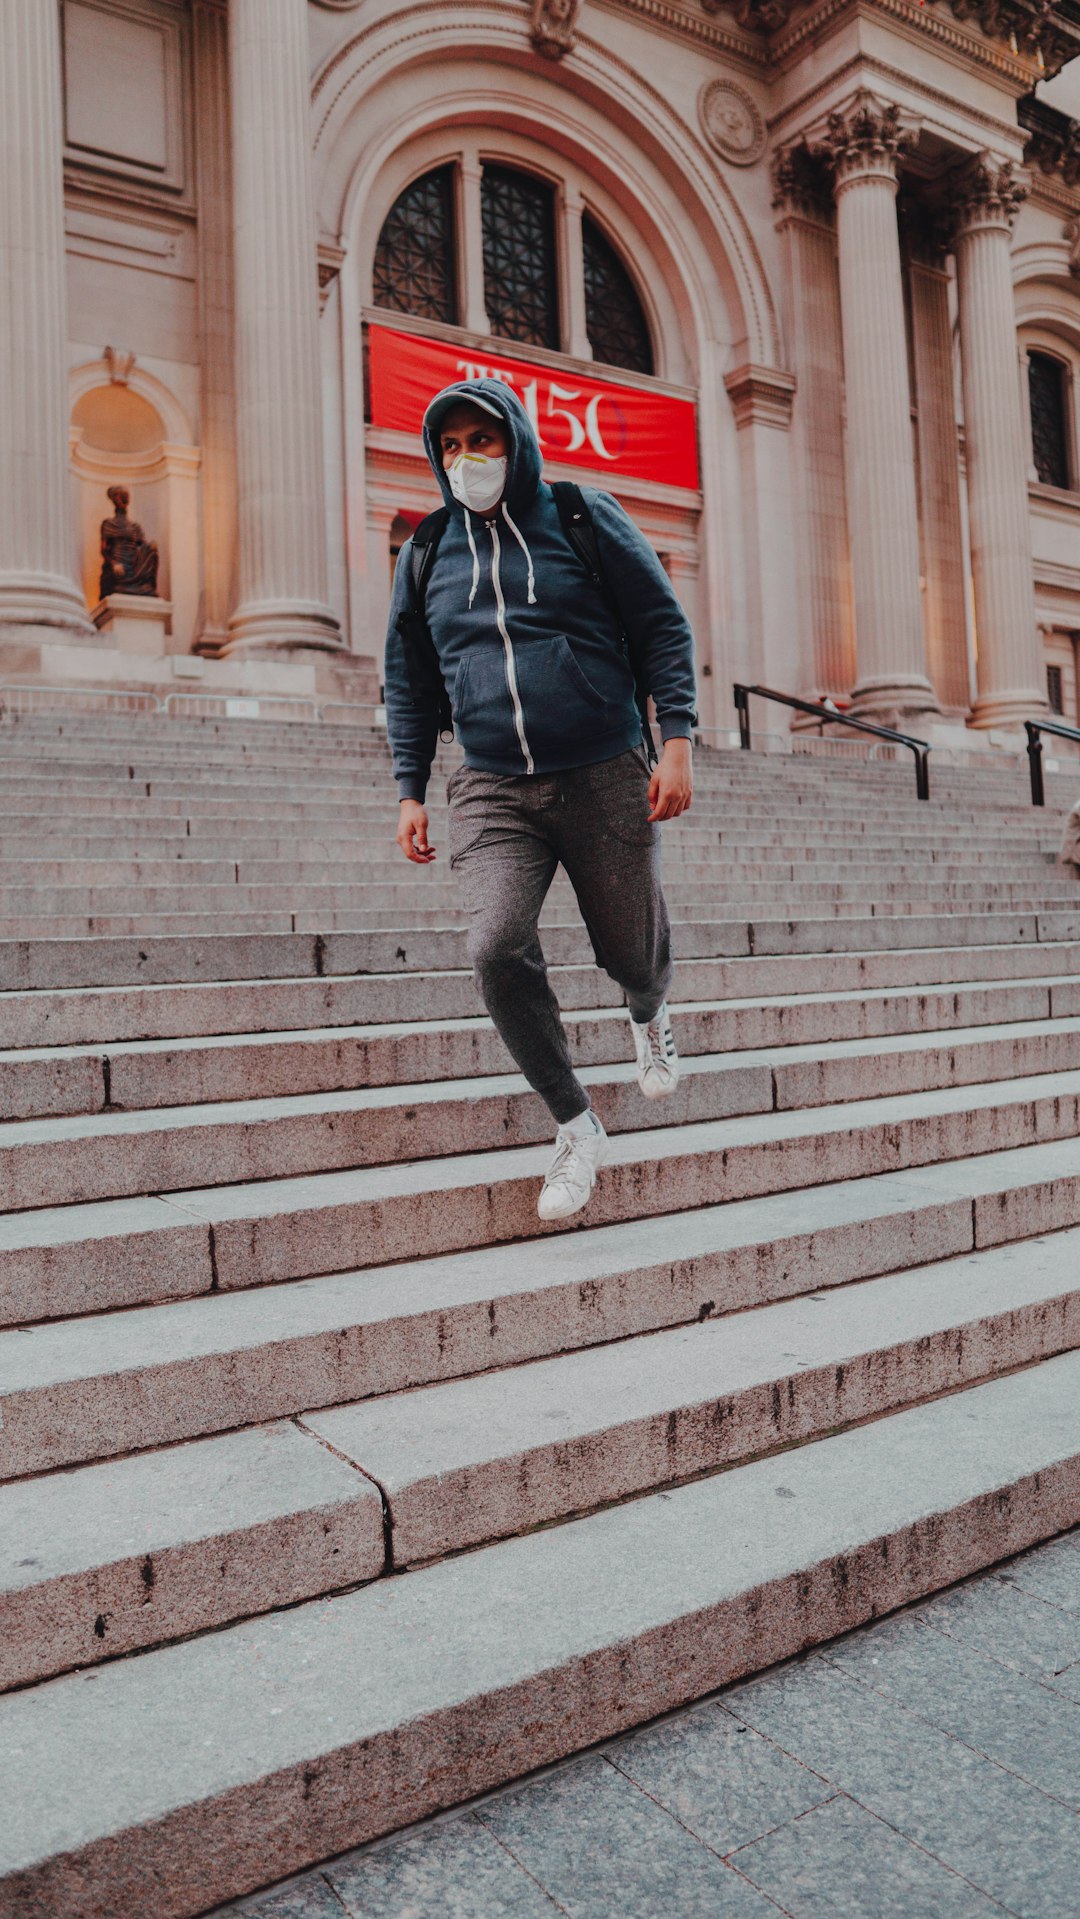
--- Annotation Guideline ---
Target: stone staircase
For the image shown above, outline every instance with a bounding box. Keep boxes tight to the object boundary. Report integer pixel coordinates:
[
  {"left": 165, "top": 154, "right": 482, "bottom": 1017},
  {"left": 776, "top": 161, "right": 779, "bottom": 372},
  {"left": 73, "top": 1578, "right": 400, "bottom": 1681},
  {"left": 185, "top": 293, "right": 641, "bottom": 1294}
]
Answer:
[{"left": 3, "top": 712, "right": 1080, "bottom": 1917}]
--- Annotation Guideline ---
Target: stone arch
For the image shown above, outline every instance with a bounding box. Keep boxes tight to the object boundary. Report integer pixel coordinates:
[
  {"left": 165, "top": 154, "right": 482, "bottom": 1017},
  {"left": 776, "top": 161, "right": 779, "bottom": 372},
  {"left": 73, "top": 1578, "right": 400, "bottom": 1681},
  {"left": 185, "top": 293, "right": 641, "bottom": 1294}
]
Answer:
[
  {"left": 311, "top": 7, "right": 789, "bottom": 718},
  {"left": 313, "top": 8, "right": 778, "bottom": 367}
]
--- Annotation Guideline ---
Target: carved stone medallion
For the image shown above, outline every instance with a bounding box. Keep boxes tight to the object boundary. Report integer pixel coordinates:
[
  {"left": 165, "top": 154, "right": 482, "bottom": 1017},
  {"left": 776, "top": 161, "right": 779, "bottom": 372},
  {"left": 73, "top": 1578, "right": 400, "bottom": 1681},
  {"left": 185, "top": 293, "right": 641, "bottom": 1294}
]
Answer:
[{"left": 699, "top": 79, "right": 765, "bottom": 166}]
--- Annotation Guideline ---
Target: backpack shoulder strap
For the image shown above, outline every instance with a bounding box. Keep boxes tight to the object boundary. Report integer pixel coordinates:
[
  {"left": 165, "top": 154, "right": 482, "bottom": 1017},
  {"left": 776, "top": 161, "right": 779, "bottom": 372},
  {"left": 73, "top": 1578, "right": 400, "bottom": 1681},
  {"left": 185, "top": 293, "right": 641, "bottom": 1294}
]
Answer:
[
  {"left": 549, "top": 483, "right": 658, "bottom": 767},
  {"left": 400, "top": 507, "right": 453, "bottom": 740},
  {"left": 550, "top": 482, "right": 607, "bottom": 596},
  {"left": 409, "top": 506, "right": 450, "bottom": 612}
]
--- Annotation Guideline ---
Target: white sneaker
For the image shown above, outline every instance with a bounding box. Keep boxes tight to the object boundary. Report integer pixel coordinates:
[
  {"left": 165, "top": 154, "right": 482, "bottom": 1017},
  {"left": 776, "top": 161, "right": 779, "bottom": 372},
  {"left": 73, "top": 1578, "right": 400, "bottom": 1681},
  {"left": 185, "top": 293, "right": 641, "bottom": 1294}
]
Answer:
[
  {"left": 631, "top": 1002, "right": 679, "bottom": 1099},
  {"left": 537, "top": 1113, "right": 608, "bottom": 1221}
]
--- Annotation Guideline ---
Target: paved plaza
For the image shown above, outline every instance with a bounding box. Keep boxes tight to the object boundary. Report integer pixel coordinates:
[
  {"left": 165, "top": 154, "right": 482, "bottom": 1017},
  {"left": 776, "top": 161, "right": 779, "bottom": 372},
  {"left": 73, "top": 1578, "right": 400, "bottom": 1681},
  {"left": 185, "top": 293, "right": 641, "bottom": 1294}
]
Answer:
[{"left": 213, "top": 1526, "right": 1080, "bottom": 1919}]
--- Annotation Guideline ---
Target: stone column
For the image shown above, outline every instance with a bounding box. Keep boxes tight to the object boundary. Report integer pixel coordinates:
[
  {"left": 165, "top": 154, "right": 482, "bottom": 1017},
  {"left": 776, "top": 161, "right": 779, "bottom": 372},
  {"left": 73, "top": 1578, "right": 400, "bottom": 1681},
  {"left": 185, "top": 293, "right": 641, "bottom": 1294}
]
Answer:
[
  {"left": 0, "top": 0, "right": 95, "bottom": 652},
  {"left": 952, "top": 154, "right": 1045, "bottom": 728},
  {"left": 903, "top": 209, "right": 970, "bottom": 714},
  {"left": 227, "top": 0, "right": 341, "bottom": 655},
  {"left": 772, "top": 147, "right": 855, "bottom": 700},
  {"left": 809, "top": 93, "right": 935, "bottom": 720},
  {"left": 192, "top": 0, "right": 237, "bottom": 653},
  {"left": 457, "top": 149, "right": 491, "bottom": 338}
]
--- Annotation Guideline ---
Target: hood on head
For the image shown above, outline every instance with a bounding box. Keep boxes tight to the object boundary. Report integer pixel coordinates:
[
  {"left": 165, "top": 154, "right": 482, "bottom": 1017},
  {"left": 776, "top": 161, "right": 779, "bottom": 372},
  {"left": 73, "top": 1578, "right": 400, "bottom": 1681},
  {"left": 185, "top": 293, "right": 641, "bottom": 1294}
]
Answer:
[{"left": 421, "top": 377, "right": 542, "bottom": 515}]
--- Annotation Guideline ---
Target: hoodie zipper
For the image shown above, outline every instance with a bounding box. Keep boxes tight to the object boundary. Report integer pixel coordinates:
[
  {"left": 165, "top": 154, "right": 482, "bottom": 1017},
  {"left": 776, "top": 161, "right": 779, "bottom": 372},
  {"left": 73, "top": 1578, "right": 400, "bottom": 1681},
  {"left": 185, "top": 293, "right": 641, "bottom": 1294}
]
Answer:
[{"left": 488, "top": 518, "right": 534, "bottom": 774}]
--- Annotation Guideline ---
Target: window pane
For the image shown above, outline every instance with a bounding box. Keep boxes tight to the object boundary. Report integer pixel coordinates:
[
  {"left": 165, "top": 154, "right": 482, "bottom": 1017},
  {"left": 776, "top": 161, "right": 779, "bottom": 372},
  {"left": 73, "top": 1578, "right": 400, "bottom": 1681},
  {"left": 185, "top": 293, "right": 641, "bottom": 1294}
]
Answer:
[
  {"left": 1029, "top": 351, "right": 1070, "bottom": 490},
  {"left": 583, "top": 214, "right": 653, "bottom": 375},
  {"left": 372, "top": 165, "right": 457, "bottom": 325},
  {"left": 1048, "top": 664, "right": 1065, "bottom": 715},
  {"left": 481, "top": 165, "right": 558, "bottom": 350}
]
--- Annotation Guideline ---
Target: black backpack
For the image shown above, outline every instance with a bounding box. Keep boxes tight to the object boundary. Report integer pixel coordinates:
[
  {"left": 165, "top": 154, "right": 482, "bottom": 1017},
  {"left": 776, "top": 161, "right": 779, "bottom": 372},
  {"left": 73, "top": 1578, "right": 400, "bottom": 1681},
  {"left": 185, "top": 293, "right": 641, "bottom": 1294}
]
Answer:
[{"left": 394, "top": 479, "right": 657, "bottom": 764}]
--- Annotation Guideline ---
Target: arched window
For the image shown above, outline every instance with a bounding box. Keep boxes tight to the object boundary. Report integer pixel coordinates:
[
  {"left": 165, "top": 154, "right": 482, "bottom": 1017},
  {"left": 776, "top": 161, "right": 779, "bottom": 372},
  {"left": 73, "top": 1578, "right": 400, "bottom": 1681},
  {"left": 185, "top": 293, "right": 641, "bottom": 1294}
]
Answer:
[
  {"left": 1028, "top": 350, "right": 1071, "bottom": 490},
  {"left": 583, "top": 214, "right": 653, "bottom": 375},
  {"left": 372, "top": 165, "right": 458, "bottom": 325},
  {"left": 369, "top": 157, "right": 656, "bottom": 374},
  {"left": 481, "top": 165, "right": 559, "bottom": 350}
]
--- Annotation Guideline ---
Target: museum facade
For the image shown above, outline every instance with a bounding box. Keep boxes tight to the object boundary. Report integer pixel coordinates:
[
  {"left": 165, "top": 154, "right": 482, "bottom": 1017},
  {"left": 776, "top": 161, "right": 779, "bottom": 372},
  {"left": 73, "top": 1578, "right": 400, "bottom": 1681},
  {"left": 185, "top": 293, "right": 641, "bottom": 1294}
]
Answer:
[{"left": 4, "top": 0, "right": 1080, "bottom": 739}]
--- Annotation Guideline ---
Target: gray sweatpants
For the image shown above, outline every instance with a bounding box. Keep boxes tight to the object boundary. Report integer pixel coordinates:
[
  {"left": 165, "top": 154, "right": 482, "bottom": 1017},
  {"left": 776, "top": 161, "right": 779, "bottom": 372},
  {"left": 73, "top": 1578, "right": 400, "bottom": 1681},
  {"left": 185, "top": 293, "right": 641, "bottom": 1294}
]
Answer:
[{"left": 446, "top": 747, "right": 673, "bottom": 1124}]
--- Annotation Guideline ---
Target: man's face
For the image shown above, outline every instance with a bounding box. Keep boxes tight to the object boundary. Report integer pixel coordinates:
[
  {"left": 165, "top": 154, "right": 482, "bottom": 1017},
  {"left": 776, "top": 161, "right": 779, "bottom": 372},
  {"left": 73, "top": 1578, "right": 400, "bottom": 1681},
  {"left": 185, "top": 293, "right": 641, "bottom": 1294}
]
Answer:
[{"left": 439, "top": 403, "right": 509, "bottom": 471}]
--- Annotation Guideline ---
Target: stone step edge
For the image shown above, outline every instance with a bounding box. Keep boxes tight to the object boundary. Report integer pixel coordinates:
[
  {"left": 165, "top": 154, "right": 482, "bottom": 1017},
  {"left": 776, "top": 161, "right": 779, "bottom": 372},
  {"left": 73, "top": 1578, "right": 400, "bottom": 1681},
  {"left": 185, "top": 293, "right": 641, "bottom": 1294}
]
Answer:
[
  {"left": 306, "top": 1234, "right": 1080, "bottom": 1569},
  {"left": 5, "top": 1132, "right": 1080, "bottom": 1465},
  {"left": 4, "top": 1005, "right": 1080, "bottom": 1127},
  {"left": 0, "top": 1421, "right": 385, "bottom": 1691},
  {"left": 6, "top": 1070, "right": 1080, "bottom": 1302},
  {"left": 9, "top": 1011, "right": 1080, "bottom": 1144},
  {"left": 6, "top": 953, "right": 1080, "bottom": 1053},
  {"left": 2, "top": 1358, "right": 1078, "bottom": 1919},
  {"left": 7, "top": 1049, "right": 1080, "bottom": 1217},
  {"left": 3, "top": 1232, "right": 1076, "bottom": 1687},
  {"left": 7, "top": 911, "right": 1080, "bottom": 989}
]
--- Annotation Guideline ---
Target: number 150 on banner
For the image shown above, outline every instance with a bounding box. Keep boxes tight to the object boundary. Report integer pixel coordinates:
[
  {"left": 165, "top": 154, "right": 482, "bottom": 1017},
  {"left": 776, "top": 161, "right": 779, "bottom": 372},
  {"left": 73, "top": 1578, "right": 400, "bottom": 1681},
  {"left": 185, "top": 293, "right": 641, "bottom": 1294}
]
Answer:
[{"left": 368, "top": 325, "right": 700, "bottom": 492}]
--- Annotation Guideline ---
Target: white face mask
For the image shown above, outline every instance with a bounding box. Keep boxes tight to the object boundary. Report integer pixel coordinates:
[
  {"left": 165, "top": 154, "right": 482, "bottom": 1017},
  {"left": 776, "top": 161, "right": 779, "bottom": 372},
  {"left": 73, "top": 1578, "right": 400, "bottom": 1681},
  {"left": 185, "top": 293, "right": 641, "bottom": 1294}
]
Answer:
[{"left": 447, "top": 452, "right": 507, "bottom": 514}]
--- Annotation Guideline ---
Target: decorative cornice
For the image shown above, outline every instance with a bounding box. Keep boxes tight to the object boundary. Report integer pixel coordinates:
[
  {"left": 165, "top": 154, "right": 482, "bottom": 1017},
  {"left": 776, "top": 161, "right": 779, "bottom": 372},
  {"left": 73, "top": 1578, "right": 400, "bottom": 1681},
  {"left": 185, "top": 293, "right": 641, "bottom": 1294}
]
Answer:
[
  {"left": 698, "top": 0, "right": 1080, "bottom": 74},
  {"left": 1020, "top": 94, "right": 1080, "bottom": 188}
]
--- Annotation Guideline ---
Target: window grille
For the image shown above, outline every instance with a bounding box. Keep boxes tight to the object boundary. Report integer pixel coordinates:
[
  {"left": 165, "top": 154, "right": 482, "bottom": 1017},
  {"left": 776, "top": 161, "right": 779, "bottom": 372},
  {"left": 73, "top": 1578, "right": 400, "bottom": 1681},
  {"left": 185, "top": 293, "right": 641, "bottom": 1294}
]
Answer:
[
  {"left": 1029, "top": 351, "right": 1071, "bottom": 491},
  {"left": 372, "top": 166, "right": 458, "bottom": 325},
  {"left": 582, "top": 214, "right": 653, "bottom": 375},
  {"left": 481, "top": 165, "right": 559, "bottom": 350},
  {"left": 1048, "top": 664, "right": 1065, "bottom": 716}
]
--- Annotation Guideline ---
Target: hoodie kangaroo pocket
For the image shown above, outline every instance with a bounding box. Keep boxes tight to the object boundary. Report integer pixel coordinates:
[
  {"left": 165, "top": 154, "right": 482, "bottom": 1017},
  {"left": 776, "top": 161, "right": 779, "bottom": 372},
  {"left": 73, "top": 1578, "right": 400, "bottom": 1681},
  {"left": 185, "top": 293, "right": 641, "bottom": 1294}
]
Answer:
[
  {"left": 452, "top": 647, "right": 511, "bottom": 746},
  {"left": 513, "top": 634, "right": 609, "bottom": 760}
]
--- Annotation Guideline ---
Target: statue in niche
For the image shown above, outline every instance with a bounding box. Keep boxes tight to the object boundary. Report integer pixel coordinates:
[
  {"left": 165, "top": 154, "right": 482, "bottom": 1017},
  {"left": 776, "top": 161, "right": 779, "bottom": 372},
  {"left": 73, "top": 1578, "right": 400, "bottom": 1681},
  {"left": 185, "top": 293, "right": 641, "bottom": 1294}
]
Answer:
[{"left": 98, "top": 485, "right": 159, "bottom": 599}]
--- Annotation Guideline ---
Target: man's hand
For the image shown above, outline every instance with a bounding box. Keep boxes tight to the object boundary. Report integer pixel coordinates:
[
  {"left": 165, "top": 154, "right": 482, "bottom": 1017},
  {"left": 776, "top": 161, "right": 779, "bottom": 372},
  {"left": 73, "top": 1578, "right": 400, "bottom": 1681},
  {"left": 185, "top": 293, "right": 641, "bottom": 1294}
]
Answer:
[
  {"left": 647, "top": 737, "right": 693, "bottom": 822},
  {"left": 396, "top": 798, "right": 436, "bottom": 864}
]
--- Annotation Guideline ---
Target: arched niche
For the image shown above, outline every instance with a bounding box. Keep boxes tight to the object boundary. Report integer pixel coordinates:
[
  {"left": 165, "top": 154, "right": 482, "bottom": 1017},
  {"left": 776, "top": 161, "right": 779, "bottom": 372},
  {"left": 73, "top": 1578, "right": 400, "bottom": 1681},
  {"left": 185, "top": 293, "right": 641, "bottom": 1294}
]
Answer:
[{"left": 68, "top": 361, "right": 201, "bottom": 654}]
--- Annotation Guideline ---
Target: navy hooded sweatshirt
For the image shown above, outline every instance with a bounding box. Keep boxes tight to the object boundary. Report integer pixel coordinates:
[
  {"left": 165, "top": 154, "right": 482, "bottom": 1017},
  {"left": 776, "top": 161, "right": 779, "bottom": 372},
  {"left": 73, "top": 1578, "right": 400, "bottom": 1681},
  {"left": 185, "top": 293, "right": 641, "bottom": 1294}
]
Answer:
[{"left": 383, "top": 377, "right": 698, "bottom": 803}]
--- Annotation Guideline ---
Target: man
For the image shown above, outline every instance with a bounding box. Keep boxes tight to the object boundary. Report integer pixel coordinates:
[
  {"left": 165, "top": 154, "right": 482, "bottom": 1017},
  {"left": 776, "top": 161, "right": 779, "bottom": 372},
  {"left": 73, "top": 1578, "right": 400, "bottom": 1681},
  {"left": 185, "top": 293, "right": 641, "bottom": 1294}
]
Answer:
[{"left": 384, "top": 377, "right": 697, "bottom": 1221}]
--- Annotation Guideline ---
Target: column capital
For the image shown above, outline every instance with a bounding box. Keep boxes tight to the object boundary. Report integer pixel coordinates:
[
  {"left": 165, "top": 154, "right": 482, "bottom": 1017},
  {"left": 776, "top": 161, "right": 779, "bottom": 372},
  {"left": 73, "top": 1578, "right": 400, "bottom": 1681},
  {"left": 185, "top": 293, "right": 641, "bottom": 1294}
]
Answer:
[
  {"left": 770, "top": 142, "right": 834, "bottom": 226},
  {"left": 949, "top": 151, "right": 1030, "bottom": 239},
  {"left": 806, "top": 91, "right": 921, "bottom": 195}
]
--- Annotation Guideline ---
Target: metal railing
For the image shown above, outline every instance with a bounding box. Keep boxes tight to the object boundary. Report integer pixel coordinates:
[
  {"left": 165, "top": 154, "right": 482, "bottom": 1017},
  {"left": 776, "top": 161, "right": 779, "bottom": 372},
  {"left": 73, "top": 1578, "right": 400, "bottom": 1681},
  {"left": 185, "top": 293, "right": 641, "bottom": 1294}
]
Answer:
[
  {"left": 1025, "top": 716, "right": 1080, "bottom": 805},
  {"left": 733, "top": 683, "right": 932, "bottom": 801}
]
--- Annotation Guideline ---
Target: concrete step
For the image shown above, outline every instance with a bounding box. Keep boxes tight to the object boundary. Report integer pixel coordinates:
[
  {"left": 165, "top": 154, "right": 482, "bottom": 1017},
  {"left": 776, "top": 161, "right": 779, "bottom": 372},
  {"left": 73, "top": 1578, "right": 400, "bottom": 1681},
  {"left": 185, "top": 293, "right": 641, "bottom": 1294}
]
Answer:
[
  {"left": 308, "top": 1233, "right": 1080, "bottom": 1566},
  {"left": 0, "top": 818, "right": 1060, "bottom": 847},
  {"left": 0, "top": 913, "right": 1068, "bottom": 993},
  {"left": 8, "top": 1136, "right": 1080, "bottom": 1466},
  {"left": 5, "top": 1232, "right": 1077, "bottom": 1686},
  {"left": 3, "top": 984, "right": 1074, "bottom": 1116},
  {"left": 7, "top": 1079, "right": 1080, "bottom": 1331},
  {"left": 2, "top": 882, "right": 1074, "bottom": 921},
  {"left": 0, "top": 1421, "right": 384, "bottom": 1690},
  {"left": 2, "top": 1358, "right": 1077, "bottom": 1919},
  {"left": 0, "top": 856, "right": 1069, "bottom": 891},
  {"left": 7, "top": 944, "right": 1080, "bottom": 1048},
  {"left": 9, "top": 1024, "right": 1080, "bottom": 1207}
]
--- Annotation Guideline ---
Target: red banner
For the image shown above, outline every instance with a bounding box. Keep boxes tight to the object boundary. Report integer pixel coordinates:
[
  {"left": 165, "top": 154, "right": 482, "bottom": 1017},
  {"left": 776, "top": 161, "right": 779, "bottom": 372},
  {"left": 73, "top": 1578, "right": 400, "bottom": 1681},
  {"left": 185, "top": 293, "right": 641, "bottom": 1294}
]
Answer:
[{"left": 368, "top": 325, "right": 699, "bottom": 491}]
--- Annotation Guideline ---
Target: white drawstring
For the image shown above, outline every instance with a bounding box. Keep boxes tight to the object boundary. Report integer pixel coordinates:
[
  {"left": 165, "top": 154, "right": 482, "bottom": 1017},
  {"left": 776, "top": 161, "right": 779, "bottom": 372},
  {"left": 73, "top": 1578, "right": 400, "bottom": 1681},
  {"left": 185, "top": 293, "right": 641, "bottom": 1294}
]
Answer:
[
  {"left": 501, "top": 502, "right": 537, "bottom": 605},
  {"left": 463, "top": 508, "right": 481, "bottom": 609}
]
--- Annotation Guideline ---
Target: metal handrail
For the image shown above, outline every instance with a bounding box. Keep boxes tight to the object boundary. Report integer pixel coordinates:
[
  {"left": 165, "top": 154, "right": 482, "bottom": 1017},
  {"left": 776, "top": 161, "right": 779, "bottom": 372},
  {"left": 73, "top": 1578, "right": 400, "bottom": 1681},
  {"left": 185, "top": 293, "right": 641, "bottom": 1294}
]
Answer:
[
  {"left": 733, "top": 683, "right": 931, "bottom": 801},
  {"left": 1024, "top": 716, "right": 1080, "bottom": 806}
]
